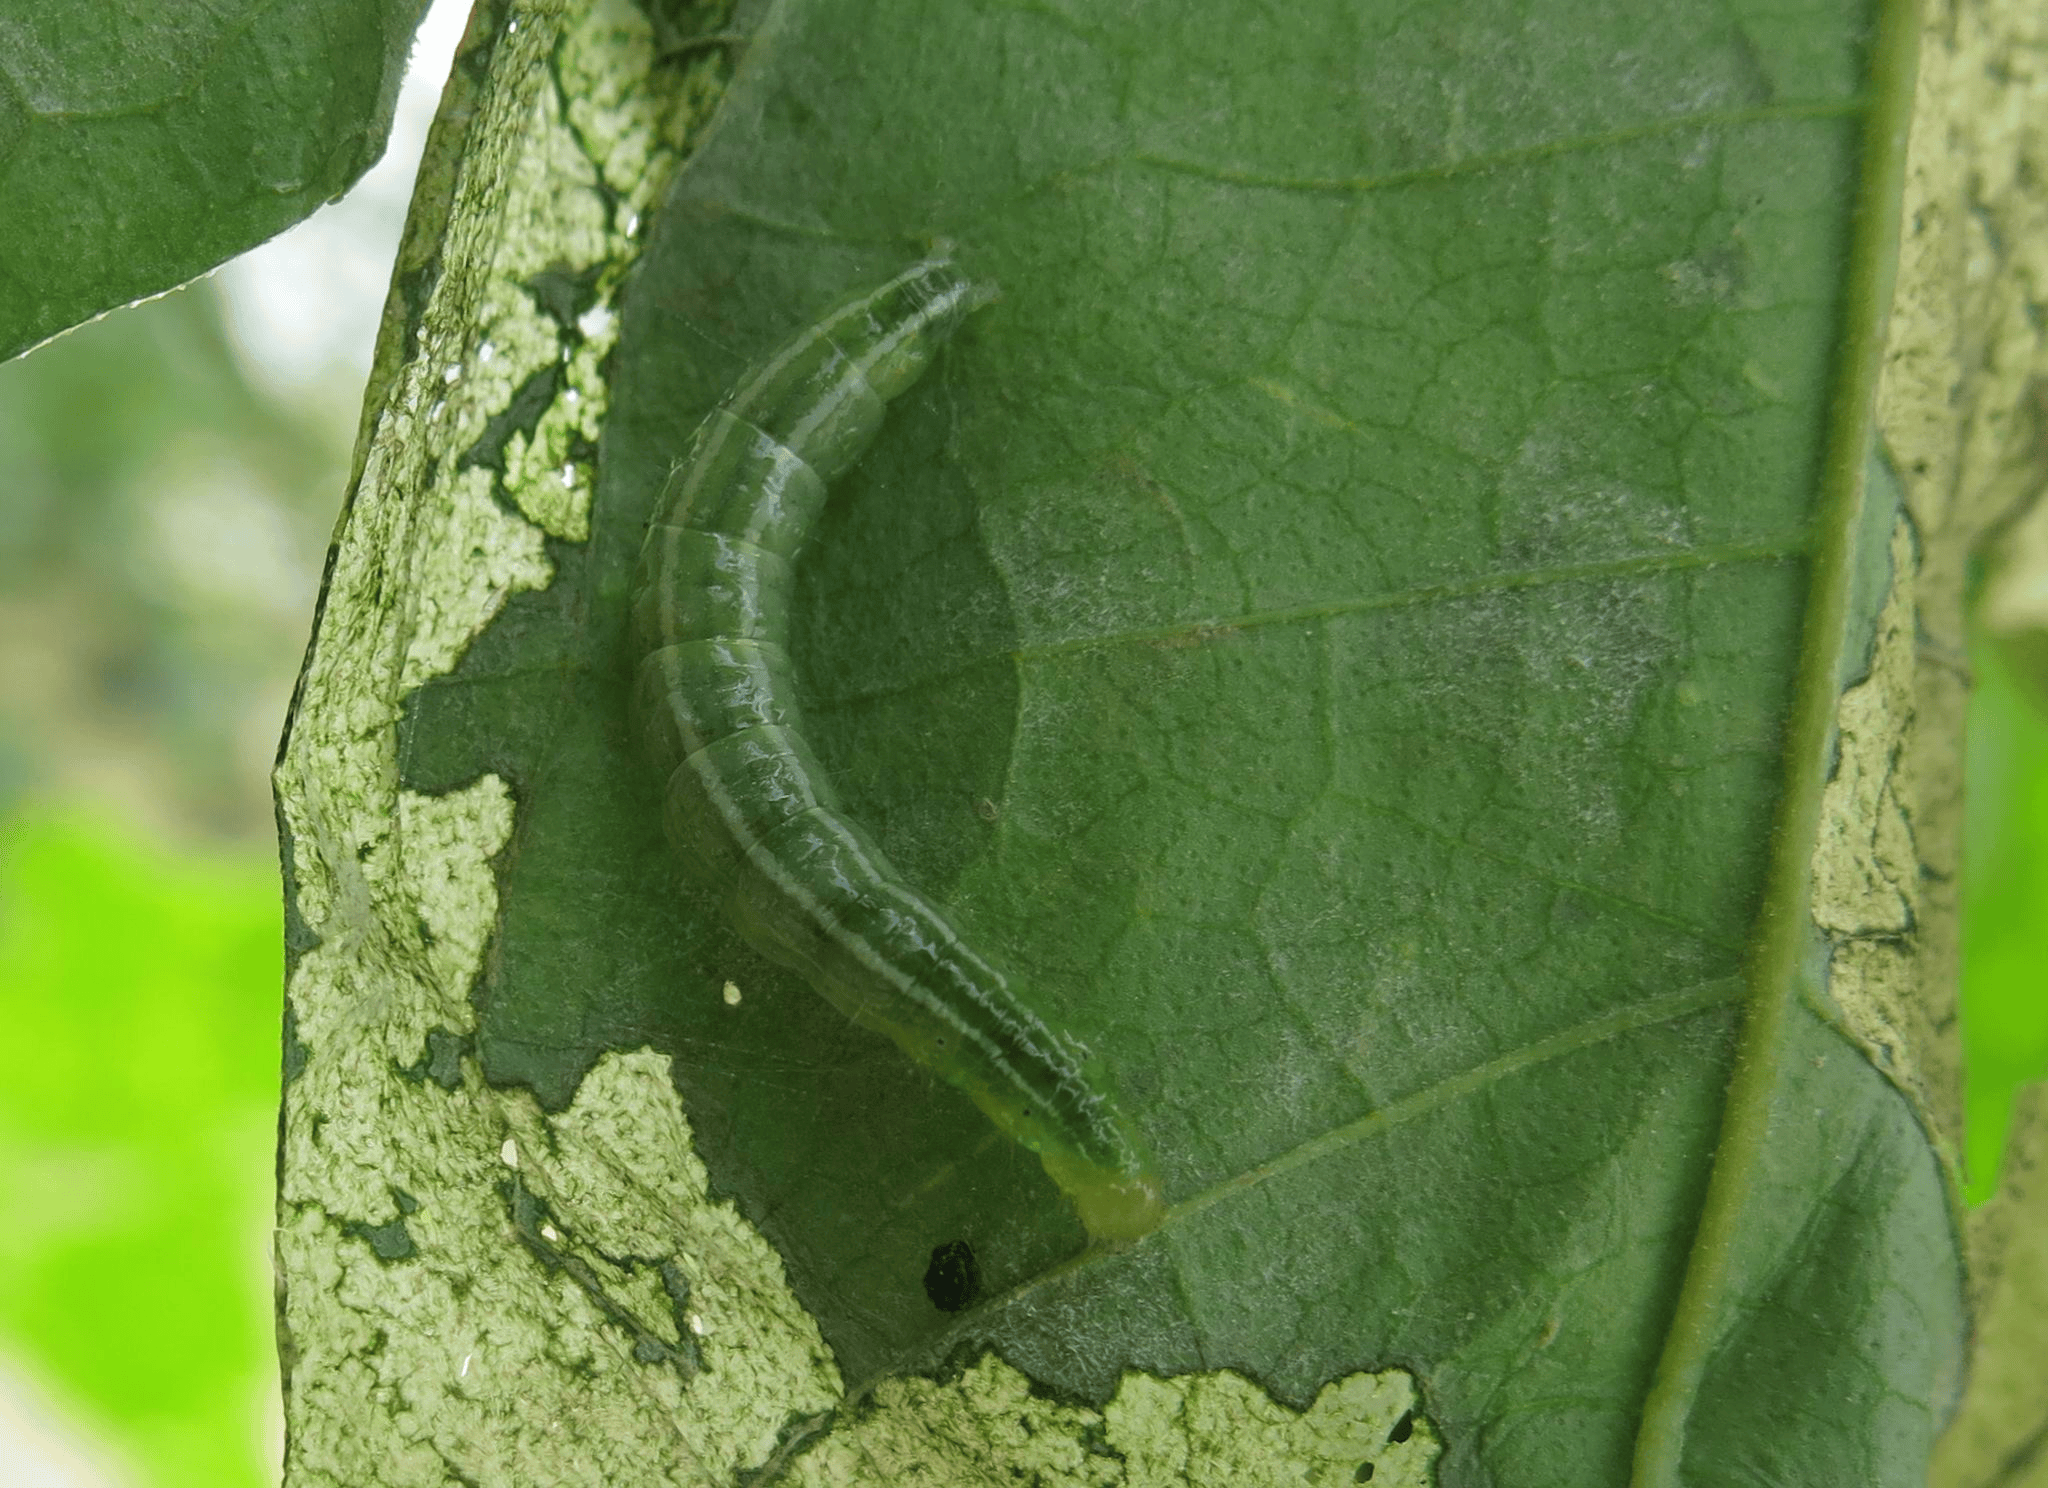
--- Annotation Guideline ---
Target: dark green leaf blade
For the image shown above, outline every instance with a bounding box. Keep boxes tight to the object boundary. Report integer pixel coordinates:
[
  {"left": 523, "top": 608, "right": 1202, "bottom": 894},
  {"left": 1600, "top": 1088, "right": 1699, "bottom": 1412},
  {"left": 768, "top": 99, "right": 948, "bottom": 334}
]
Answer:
[
  {"left": 401, "top": 0, "right": 1966, "bottom": 1480},
  {"left": 0, "top": 0, "right": 427, "bottom": 361}
]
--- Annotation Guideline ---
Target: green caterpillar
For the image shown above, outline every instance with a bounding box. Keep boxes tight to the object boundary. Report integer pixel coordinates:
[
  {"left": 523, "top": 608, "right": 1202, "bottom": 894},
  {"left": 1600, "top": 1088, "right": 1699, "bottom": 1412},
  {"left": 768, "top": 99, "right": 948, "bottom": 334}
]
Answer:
[{"left": 629, "top": 255, "right": 1164, "bottom": 1246}]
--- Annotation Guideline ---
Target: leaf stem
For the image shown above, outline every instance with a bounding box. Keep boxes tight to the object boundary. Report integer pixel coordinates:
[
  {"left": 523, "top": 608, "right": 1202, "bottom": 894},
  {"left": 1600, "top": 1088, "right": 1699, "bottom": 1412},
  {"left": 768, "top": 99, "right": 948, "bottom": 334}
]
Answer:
[{"left": 1628, "top": 0, "right": 1923, "bottom": 1481}]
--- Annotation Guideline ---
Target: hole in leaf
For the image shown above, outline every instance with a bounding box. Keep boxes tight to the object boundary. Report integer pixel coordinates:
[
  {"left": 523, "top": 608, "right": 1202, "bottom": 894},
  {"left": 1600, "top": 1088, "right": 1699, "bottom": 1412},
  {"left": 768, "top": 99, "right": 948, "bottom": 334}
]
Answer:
[{"left": 1388, "top": 1410, "right": 1414, "bottom": 1444}]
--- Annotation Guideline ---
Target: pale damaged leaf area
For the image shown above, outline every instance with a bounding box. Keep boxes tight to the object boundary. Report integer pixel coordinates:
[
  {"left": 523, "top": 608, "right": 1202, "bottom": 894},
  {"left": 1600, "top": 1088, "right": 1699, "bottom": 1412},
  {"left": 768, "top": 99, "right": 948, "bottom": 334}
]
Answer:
[
  {"left": 1872, "top": 0, "right": 2048, "bottom": 1177},
  {"left": 1932, "top": 1086, "right": 2048, "bottom": 1488},
  {"left": 1809, "top": 517, "right": 1940, "bottom": 1138},
  {"left": 277, "top": 1, "right": 1436, "bottom": 1482},
  {"left": 1876, "top": 0, "right": 2048, "bottom": 1473},
  {"left": 274, "top": 0, "right": 845, "bottom": 1480},
  {"left": 788, "top": 1360, "right": 1435, "bottom": 1488},
  {"left": 396, "top": 0, "right": 688, "bottom": 691}
]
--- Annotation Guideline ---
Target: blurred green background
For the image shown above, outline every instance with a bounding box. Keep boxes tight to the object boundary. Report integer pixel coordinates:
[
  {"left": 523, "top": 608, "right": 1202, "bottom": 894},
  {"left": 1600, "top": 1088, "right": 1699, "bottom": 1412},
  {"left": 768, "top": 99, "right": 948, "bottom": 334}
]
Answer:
[
  {"left": 0, "top": 233, "right": 359, "bottom": 1488},
  {"left": 0, "top": 9, "right": 461, "bottom": 1483},
  {"left": 0, "top": 14, "right": 2043, "bottom": 1486}
]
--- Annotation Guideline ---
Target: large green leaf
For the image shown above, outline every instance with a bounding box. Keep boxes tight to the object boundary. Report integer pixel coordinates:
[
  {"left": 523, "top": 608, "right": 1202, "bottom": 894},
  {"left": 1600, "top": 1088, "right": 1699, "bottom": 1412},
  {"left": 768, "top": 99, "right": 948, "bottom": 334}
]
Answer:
[
  {"left": 298, "top": 0, "right": 1964, "bottom": 1481},
  {"left": 0, "top": 0, "right": 426, "bottom": 361}
]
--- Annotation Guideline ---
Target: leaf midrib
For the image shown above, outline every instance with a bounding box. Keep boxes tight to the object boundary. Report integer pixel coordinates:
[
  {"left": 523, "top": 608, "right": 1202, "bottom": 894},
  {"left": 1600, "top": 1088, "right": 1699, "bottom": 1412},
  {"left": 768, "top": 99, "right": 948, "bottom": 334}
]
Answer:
[{"left": 1627, "top": 0, "right": 1925, "bottom": 1480}]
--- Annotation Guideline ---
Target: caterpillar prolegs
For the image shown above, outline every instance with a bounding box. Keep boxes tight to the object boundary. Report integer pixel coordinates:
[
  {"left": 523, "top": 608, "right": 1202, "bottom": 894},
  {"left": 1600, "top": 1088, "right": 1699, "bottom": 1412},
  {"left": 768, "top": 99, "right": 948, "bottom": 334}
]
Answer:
[{"left": 628, "top": 256, "right": 1165, "bottom": 1245}]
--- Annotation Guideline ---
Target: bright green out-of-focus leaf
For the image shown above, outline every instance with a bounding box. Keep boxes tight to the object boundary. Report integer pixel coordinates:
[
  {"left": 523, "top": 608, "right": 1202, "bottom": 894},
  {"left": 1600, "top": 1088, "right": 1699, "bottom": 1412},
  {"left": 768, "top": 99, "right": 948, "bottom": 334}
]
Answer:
[
  {"left": 0, "top": 0, "right": 428, "bottom": 362},
  {"left": 374, "top": 0, "right": 1965, "bottom": 1481},
  {"left": 1962, "top": 630, "right": 2048, "bottom": 1201},
  {"left": 0, "top": 809, "right": 282, "bottom": 1488}
]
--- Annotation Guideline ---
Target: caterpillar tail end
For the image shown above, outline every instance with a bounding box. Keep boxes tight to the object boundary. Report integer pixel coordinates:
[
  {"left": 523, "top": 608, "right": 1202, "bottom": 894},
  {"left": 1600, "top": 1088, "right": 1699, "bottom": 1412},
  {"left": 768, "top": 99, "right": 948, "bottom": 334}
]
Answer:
[{"left": 1039, "top": 1150, "right": 1167, "bottom": 1249}]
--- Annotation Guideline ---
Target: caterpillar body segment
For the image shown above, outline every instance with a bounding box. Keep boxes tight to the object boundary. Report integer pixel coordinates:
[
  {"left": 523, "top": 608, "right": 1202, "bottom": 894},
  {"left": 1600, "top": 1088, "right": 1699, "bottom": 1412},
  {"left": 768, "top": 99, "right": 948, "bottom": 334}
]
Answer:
[{"left": 629, "top": 256, "right": 1163, "bottom": 1245}]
